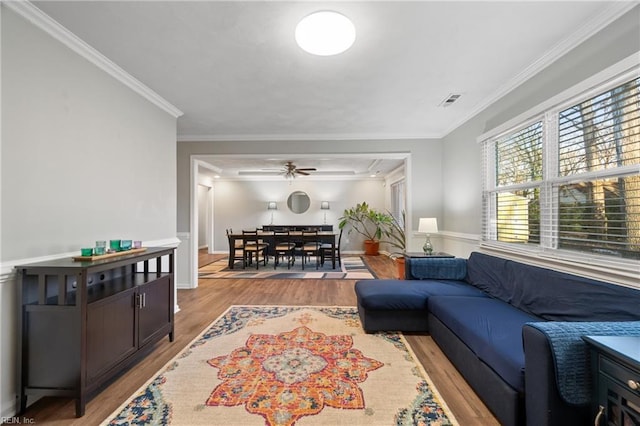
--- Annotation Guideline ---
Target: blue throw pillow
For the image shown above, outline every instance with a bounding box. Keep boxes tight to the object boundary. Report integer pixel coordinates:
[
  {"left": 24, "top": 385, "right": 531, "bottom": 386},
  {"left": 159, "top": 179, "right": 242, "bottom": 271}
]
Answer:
[{"left": 408, "top": 258, "right": 467, "bottom": 280}]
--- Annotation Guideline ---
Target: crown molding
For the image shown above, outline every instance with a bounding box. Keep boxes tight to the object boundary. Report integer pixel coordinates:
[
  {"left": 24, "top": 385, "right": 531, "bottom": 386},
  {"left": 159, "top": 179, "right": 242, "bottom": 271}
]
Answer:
[
  {"left": 440, "top": 1, "right": 638, "bottom": 138},
  {"left": 476, "top": 53, "right": 639, "bottom": 144},
  {"left": 3, "top": 0, "right": 183, "bottom": 118},
  {"left": 7, "top": 0, "right": 632, "bottom": 140},
  {"left": 208, "top": 175, "right": 385, "bottom": 183},
  {"left": 177, "top": 132, "right": 441, "bottom": 142},
  {"left": 176, "top": 3, "right": 637, "bottom": 143}
]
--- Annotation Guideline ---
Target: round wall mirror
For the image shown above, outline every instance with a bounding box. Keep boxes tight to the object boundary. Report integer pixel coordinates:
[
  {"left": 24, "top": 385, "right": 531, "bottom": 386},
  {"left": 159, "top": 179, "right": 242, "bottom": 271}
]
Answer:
[{"left": 287, "top": 191, "right": 311, "bottom": 214}]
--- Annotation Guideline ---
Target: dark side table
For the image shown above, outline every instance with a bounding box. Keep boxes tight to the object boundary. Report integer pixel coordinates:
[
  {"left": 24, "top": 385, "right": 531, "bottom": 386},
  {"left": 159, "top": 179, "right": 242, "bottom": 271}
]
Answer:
[
  {"left": 583, "top": 335, "right": 640, "bottom": 426},
  {"left": 404, "top": 252, "right": 454, "bottom": 258}
]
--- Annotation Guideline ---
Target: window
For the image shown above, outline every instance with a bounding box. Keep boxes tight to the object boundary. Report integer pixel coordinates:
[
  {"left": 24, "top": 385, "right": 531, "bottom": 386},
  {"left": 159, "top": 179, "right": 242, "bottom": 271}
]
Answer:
[
  {"left": 482, "top": 74, "right": 640, "bottom": 263},
  {"left": 487, "top": 122, "right": 543, "bottom": 245}
]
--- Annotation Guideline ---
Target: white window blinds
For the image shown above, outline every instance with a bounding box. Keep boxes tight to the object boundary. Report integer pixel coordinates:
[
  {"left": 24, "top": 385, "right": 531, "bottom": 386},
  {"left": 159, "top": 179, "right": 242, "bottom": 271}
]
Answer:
[
  {"left": 482, "top": 75, "right": 640, "bottom": 262},
  {"left": 556, "top": 77, "right": 640, "bottom": 259},
  {"left": 487, "top": 122, "right": 543, "bottom": 245}
]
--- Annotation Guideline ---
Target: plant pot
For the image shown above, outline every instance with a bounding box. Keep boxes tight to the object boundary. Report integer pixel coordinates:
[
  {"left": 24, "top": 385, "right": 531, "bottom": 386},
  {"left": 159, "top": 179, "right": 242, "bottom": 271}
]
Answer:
[
  {"left": 363, "top": 240, "right": 380, "bottom": 256},
  {"left": 395, "top": 257, "right": 405, "bottom": 280}
]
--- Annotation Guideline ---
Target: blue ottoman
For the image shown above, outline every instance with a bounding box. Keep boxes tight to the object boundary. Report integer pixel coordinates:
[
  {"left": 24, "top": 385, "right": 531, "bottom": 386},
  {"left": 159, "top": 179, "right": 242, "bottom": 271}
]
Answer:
[{"left": 354, "top": 278, "right": 486, "bottom": 332}]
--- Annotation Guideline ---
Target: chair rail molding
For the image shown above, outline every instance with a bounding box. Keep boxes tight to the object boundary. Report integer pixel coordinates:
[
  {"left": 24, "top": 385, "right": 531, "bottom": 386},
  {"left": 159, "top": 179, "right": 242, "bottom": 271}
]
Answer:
[
  {"left": 0, "top": 236, "right": 181, "bottom": 278},
  {"left": 176, "top": 232, "right": 195, "bottom": 290},
  {"left": 438, "top": 231, "right": 481, "bottom": 259},
  {"left": 438, "top": 230, "right": 481, "bottom": 243},
  {"left": 0, "top": 237, "right": 182, "bottom": 312}
]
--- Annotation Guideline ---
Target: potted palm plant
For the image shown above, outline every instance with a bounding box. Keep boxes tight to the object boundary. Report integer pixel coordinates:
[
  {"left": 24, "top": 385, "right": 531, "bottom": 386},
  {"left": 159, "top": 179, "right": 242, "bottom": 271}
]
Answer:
[
  {"left": 339, "top": 202, "right": 392, "bottom": 256},
  {"left": 382, "top": 211, "right": 407, "bottom": 279}
]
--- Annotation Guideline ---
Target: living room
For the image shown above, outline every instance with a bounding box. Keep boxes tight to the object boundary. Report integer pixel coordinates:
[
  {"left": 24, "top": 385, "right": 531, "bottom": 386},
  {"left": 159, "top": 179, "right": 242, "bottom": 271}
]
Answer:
[{"left": 2, "top": 1, "right": 639, "bottom": 424}]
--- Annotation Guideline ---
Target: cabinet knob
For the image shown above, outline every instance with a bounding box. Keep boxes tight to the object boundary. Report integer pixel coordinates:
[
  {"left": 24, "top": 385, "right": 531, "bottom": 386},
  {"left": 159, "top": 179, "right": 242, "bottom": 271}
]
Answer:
[{"left": 628, "top": 379, "right": 640, "bottom": 390}]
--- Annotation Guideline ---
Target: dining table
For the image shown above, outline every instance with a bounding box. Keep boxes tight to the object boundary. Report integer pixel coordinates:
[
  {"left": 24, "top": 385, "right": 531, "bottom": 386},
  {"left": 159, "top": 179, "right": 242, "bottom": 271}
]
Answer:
[{"left": 226, "top": 231, "right": 338, "bottom": 269}]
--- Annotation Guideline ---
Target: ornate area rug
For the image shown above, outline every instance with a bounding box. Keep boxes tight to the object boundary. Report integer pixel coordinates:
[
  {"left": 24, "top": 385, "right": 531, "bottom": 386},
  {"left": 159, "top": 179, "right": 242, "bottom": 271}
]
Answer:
[
  {"left": 102, "top": 306, "right": 457, "bottom": 426},
  {"left": 199, "top": 256, "right": 376, "bottom": 280}
]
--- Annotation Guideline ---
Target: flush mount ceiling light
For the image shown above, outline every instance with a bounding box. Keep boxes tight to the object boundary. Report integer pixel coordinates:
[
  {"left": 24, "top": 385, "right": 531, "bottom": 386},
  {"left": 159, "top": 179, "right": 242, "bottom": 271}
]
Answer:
[{"left": 295, "top": 11, "right": 356, "bottom": 56}]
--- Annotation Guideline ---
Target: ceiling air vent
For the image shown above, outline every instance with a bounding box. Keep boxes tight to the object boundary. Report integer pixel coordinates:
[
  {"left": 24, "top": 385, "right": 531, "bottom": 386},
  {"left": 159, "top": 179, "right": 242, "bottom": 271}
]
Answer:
[{"left": 439, "top": 93, "right": 461, "bottom": 107}]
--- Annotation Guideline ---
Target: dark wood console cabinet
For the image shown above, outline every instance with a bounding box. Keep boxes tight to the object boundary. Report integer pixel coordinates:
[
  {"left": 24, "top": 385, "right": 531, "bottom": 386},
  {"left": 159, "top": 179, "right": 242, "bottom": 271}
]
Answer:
[
  {"left": 584, "top": 335, "right": 640, "bottom": 426},
  {"left": 16, "top": 247, "right": 175, "bottom": 417}
]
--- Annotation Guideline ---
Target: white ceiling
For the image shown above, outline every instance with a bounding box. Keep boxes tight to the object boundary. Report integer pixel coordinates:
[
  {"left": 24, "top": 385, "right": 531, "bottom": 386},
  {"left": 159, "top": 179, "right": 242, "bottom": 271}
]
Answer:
[
  {"left": 30, "top": 1, "right": 634, "bottom": 177},
  {"left": 196, "top": 155, "right": 406, "bottom": 179}
]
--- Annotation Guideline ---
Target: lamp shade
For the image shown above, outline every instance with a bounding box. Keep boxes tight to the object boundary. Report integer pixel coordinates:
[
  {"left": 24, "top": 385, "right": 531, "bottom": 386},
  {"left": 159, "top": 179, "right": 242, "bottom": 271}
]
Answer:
[
  {"left": 267, "top": 201, "right": 277, "bottom": 210},
  {"left": 418, "top": 218, "right": 438, "bottom": 234},
  {"left": 320, "top": 201, "right": 330, "bottom": 210}
]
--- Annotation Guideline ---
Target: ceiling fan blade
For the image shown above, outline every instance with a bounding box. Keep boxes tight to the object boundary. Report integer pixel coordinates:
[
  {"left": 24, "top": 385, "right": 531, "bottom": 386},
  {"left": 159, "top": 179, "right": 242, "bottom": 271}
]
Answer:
[
  {"left": 296, "top": 170, "right": 310, "bottom": 176},
  {"left": 296, "top": 168, "right": 317, "bottom": 171}
]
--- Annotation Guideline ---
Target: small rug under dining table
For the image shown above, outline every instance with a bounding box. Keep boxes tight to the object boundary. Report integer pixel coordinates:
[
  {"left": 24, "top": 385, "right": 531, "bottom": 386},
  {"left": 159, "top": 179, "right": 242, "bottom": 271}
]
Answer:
[
  {"left": 102, "top": 305, "right": 458, "bottom": 425},
  {"left": 199, "top": 256, "right": 376, "bottom": 280}
]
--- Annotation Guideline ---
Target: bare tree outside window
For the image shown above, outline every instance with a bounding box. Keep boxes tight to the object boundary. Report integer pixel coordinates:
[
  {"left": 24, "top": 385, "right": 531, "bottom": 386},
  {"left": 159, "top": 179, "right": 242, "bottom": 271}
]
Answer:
[
  {"left": 558, "top": 78, "right": 640, "bottom": 259},
  {"left": 484, "top": 75, "right": 640, "bottom": 261},
  {"left": 494, "top": 122, "right": 542, "bottom": 245}
]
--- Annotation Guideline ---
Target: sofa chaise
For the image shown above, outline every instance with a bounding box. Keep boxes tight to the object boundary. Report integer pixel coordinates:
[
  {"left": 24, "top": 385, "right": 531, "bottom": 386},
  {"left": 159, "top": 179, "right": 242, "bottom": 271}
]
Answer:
[{"left": 354, "top": 252, "right": 640, "bottom": 426}]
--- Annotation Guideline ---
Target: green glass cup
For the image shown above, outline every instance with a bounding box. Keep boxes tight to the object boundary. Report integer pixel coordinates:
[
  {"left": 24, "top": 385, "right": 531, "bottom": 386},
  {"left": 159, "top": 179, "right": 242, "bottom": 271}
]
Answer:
[
  {"left": 94, "top": 246, "right": 106, "bottom": 256},
  {"left": 110, "top": 240, "right": 121, "bottom": 252},
  {"left": 81, "top": 248, "right": 93, "bottom": 257}
]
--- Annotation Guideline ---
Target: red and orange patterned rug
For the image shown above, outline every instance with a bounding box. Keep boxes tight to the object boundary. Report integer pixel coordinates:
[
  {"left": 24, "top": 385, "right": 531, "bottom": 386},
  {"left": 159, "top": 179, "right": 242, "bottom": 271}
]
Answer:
[{"left": 102, "top": 306, "right": 458, "bottom": 425}]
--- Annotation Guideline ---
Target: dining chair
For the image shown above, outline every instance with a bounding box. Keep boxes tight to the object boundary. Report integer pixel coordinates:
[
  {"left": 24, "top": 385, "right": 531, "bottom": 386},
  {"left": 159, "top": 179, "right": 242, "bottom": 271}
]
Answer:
[
  {"left": 273, "top": 230, "right": 296, "bottom": 269},
  {"left": 300, "top": 230, "right": 321, "bottom": 270},
  {"left": 226, "top": 229, "right": 245, "bottom": 267},
  {"left": 321, "top": 228, "right": 342, "bottom": 268},
  {"left": 242, "top": 229, "right": 268, "bottom": 269}
]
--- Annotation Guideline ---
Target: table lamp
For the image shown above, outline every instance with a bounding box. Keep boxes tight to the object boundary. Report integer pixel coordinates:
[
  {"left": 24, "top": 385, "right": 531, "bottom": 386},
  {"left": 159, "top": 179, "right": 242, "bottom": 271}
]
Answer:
[
  {"left": 267, "top": 201, "right": 277, "bottom": 225},
  {"left": 321, "top": 201, "right": 330, "bottom": 224},
  {"left": 418, "top": 217, "right": 438, "bottom": 255}
]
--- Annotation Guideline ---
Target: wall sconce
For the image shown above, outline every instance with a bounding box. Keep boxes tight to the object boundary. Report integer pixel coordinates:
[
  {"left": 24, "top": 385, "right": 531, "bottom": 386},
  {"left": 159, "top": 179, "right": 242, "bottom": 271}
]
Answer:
[
  {"left": 418, "top": 217, "right": 438, "bottom": 255},
  {"left": 267, "top": 201, "right": 277, "bottom": 225},
  {"left": 320, "top": 201, "right": 330, "bottom": 224}
]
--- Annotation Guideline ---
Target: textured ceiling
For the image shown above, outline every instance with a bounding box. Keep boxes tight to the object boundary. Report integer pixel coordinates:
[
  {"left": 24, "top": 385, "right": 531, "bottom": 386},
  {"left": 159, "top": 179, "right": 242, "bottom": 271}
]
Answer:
[
  {"left": 195, "top": 155, "right": 406, "bottom": 179},
  {"left": 29, "top": 1, "right": 634, "bottom": 177},
  {"left": 33, "top": 1, "right": 629, "bottom": 141}
]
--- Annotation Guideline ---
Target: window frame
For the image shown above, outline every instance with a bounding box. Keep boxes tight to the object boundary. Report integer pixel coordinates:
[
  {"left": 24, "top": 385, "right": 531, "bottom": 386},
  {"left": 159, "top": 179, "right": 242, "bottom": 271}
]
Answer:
[
  {"left": 478, "top": 53, "right": 640, "bottom": 286},
  {"left": 390, "top": 179, "right": 406, "bottom": 225}
]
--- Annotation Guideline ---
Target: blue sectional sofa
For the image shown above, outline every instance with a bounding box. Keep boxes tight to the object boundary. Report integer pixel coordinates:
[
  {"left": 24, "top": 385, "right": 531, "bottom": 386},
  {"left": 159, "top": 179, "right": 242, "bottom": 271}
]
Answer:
[{"left": 354, "top": 252, "right": 640, "bottom": 426}]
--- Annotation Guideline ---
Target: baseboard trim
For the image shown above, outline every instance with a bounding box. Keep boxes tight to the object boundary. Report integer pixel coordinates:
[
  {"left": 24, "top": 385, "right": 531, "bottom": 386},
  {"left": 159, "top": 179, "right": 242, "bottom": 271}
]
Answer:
[{"left": 0, "top": 237, "right": 181, "bottom": 275}]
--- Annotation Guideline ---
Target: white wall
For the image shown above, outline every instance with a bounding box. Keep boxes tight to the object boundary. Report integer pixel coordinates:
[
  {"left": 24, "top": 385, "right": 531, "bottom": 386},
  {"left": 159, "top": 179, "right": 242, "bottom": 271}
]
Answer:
[
  {"left": 1, "top": 8, "right": 178, "bottom": 259},
  {"left": 212, "top": 178, "right": 386, "bottom": 253},
  {"left": 197, "top": 185, "right": 208, "bottom": 248},
  {"left": 440, "top": 5, "right": 640, "bottom": 258},
  {"left": 176, "top": 139, "right": 442, "bottom": 287},
  {"left": 0, "top": 6, "right": 178, "bottom": 417}
]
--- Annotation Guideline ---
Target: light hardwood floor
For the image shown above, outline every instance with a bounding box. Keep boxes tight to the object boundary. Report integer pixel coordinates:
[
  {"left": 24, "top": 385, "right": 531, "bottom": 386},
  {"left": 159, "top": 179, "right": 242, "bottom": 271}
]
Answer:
[{"left": 17, "top": 251, "right": 499, "bottom": 425}]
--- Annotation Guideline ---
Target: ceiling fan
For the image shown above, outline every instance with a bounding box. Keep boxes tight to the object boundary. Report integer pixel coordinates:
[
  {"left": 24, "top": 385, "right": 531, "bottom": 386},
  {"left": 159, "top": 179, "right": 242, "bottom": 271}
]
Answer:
[{"left": 281, "top": 161, "right": 316, "bottom": 179}]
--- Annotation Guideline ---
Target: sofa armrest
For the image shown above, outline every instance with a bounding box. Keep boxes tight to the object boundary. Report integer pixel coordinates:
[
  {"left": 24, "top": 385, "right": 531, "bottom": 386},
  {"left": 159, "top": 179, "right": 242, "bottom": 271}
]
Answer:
[
  {"left": 523, "top": 321, "right": 640, "bottom": 425},
  {"left": 405, "top": 257, "right": 467, "bottom": 280},
  {"left": 522, "top": 325, "right": 589, "bottom": 426}
]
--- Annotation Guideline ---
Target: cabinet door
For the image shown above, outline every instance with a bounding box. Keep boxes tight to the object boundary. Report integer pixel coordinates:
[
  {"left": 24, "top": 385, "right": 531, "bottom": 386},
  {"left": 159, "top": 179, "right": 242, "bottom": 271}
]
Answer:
[
  {"left": 86, "top": 287, "right": 137, "bottom": 383},
  {"left": 138, "top": 275, "right": 172, "bottom": 348},
  {"left": 598, "top": 375, "right": 640, "bottom": 426}
]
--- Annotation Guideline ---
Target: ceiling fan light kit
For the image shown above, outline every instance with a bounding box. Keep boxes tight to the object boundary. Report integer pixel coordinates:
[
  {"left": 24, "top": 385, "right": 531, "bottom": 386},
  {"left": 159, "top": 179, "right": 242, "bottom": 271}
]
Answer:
[{"left": 295, "top": 11, "right": 356, "bottom": 56}]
